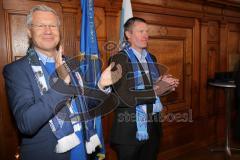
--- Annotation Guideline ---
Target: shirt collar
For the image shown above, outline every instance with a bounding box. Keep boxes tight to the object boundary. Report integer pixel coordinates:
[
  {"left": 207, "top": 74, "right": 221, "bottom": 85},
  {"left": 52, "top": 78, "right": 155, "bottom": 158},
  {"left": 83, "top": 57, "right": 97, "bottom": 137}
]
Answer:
[
  {"left": 35, "top": 48, "right": 55, "bottom": 65},
  {"left": 130, "top": 47, "right": 147, "bottom": 61}
]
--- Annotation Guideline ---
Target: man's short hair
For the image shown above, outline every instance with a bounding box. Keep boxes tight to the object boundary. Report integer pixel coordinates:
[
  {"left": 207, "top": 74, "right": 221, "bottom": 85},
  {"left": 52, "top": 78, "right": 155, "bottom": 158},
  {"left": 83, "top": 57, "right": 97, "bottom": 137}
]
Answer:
[
  {"left": 26, "top": 4, "right": 60, "bottom": 27},
  {"left": 124, "top": 17, "right": 146, "bottom": 40}
]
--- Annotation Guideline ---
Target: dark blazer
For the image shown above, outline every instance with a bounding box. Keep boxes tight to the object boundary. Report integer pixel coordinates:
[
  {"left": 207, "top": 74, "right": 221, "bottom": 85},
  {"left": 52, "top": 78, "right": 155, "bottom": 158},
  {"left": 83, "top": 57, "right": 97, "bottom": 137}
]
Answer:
[
  {"left": 3, "top": 56, "right": 71, "bottom": 160},
  {"left": 109, "top": 51, "right": 162, "bottom": 145}
]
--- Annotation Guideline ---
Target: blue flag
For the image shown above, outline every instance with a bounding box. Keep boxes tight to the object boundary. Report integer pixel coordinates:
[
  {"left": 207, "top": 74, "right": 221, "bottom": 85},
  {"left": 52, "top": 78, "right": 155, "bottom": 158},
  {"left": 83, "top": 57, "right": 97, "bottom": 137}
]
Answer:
[
  {"left": 80, "top": 0, "right": 101, "bottom": 86},
  {"left": 70, "top": 0, "right": 105, "bottom": 160}
]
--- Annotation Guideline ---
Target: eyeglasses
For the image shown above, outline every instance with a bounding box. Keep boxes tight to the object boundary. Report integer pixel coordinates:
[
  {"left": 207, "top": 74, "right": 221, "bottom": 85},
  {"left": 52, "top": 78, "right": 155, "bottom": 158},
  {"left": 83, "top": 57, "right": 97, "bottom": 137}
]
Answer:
[{"left": 31, "top": 24, "right": 59, "bottom": 30}]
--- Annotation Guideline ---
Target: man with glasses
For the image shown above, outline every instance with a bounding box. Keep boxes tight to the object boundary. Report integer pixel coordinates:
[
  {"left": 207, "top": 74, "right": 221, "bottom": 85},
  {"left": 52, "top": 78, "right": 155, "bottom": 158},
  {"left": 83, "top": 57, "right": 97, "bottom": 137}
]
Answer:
[{"left": 3, "top": 4, "right": 121, "bottom": 160}]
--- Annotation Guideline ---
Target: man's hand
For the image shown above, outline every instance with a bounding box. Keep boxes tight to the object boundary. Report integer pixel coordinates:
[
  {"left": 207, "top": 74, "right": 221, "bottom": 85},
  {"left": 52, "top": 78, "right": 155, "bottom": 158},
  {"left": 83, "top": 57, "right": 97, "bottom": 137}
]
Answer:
[
  {"left": 98, "top": 62, "right": 122, "bottom": 90},
  {"left": 154, "top": 74, "right": 179, "bottom": 96},
  {"left": 161, "top": 74, "right": 179, "bottom": 89},
  {"left": 55, "top": 46, "right": 71, "bottom": 84}
]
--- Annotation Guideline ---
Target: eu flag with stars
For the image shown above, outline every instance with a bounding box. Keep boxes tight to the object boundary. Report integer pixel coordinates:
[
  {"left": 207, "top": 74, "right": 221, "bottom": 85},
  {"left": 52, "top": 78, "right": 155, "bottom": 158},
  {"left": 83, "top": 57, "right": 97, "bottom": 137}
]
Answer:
[{"left": 70, "top": 0, "right": 105, "bottom": 160}]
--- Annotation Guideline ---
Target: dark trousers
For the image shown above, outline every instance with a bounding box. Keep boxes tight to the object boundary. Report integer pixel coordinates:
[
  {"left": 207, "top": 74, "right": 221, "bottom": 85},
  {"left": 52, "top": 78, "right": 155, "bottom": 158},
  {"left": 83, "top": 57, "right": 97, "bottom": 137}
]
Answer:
[
  {"left": 113, "top": 137, "right": 159, "bottom": 160},
  {"left": 111, "top": 112, "right": 162, "bottom": 160}
]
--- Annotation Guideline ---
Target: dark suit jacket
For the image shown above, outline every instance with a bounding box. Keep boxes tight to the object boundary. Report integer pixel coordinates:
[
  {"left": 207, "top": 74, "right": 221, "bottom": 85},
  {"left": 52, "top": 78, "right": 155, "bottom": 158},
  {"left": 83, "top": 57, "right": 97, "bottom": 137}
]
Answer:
[
  {"left": 3, "top": 56, "right": 72, "bottom": 160},
  {"left": 109, "top": 51, "right": 162, "bottom": 145}
]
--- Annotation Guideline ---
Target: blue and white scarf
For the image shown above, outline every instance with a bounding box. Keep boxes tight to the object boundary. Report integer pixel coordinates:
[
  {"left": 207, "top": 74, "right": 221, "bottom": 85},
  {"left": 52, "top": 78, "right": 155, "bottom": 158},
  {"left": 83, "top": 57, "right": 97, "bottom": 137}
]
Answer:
[
  {"left": 27, "top": 48, "right": 102, "bottom": 155},
  {"left": 124, "top": 47, "right": 163, "bottom": 141}
]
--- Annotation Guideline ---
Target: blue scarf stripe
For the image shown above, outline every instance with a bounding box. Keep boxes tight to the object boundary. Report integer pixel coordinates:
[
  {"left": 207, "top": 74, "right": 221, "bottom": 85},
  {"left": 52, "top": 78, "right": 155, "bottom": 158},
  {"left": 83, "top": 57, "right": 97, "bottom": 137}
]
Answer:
[
  {"left": 69, "top": 72, "right": 97, "bottom": 142},
  {"left": 124, "top": 47, "right": 163, "bottom": 141}
]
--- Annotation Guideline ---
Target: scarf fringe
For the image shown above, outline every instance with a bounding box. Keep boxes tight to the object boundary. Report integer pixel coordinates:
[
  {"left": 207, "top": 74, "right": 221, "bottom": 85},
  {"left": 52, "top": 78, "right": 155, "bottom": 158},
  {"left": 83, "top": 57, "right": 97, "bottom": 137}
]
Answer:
[
  {"left": 55, "top": 133, "right": 80, "bottom": 153},
  {"left": 136, "top": 131, "right": 149, "bottom": 141},
  {"left": 85, "top": 134, "right": 101, "bottom": 154},
  {"left": 96, "top": 153, "right": 105, "bottom": 160}
]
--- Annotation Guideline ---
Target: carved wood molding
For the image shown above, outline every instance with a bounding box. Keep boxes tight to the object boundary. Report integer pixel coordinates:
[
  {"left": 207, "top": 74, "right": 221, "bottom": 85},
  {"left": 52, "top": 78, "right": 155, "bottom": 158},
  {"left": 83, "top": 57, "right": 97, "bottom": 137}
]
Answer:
[
  {"left": 62, "top": 6, "right": 78, "bottom": 13},
  {"left": 158, "top": 26, "right": 168, "bottom": 37},
  {"left": 207, "top": 0, "right": 240, "bottom": 8},
  {"left": 131, "top": 1, "right": 240, "bottom": 22},
  {"left": 208, "top": 21, "right": 219, "bottom": 42},
  {"left": 30, "top": 0, "right": 60, "bottom": 2},
  {"left": 63, "top": 13, "right": 77, "bottom": 56},
  {"left": 104, "top": 7, "right": 119, "bottom": 17},
  {"left": 133, "top": 2, "right": 203, "bottom": 19},
  {"left": 3, "top": 0, "right": 62, "bottom": 13}
]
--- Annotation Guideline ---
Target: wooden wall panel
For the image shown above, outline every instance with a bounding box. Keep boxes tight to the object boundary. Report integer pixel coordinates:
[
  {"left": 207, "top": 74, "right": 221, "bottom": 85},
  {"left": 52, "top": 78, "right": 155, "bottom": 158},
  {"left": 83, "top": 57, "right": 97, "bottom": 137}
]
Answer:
[
  {"left": 146, "top": 19, "right": 194, "bottom": 159},
  {"left": 95, "top": 7, "right": 107, "bottom": 65},
  {"left": 7, "top": 13, "right": 28, "bottom": 61},
  {"left": 191, "top": 18, "right": 200, "bottom": 119},
  {"left": 199, "top": 21, "right": 210, "bottom": 117},
  {"left": 104, "top": 7, "right": 120, "bottom": 59},
  {"left": 63, "top": 12, "right": 77, "bottom": 57},
  {"left": 227, "top": 23, "right": 240, "bottom": 71},
  {"left": 148, "top": 39, "right": 184, "bottom": 102},
  {"left": 0, "top": 3, "right": 19, "bottom": 160}
]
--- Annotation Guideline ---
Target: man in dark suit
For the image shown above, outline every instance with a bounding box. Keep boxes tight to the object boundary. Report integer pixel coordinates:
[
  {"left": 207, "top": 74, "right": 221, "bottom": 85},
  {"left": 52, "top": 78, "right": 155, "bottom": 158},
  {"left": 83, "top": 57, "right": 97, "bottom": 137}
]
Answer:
[
  {"left": 109, "top": 17, "right": 179, "bottom": 160},
  {"left": 3, "top": 4, "right": 121, "bottom": 160}
]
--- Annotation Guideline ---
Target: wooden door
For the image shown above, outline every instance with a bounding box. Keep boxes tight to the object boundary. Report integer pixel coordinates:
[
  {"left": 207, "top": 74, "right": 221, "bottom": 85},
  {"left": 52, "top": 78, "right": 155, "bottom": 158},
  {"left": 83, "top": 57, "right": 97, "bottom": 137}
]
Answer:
[{"left": 134, "top": 12, "right": 197, "bottom": 156}]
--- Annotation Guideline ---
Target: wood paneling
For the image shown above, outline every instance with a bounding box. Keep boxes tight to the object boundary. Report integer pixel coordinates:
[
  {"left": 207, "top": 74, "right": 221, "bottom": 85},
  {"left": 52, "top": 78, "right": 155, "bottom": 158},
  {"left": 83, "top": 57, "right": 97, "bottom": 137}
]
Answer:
[
  {"left": 95, "top": 7, "right": 107, "bottom": 65},
  {"left": 63, "top": 12, "right": 77, "bottom": 57},
  {"left": 227, "top": 23, "right": 240, "bottom": 71},
  {"left": 7, "top": 13, "right": 28, "bottom": 61},
  {"left": 1, "top": 0, "right": 240, "bottom": 160},
  {"left": 145, "top": 15, "right": 194, "bottom": 158},
  {"left": 0, "top": 2, "right": 19, "bottom": 160}
]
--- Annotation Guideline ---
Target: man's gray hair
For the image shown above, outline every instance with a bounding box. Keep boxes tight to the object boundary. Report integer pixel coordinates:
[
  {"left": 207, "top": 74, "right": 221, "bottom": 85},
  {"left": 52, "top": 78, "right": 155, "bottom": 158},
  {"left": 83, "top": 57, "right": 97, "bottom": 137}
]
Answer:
[{"left": 26, "top": 4, "right": 60, "bottom": 27}]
